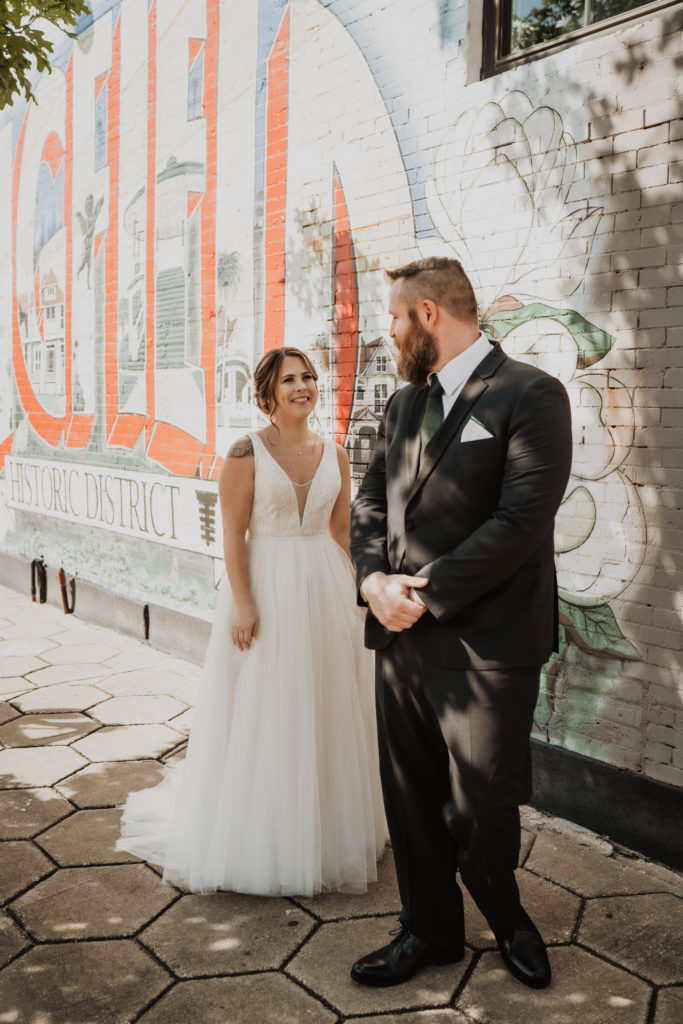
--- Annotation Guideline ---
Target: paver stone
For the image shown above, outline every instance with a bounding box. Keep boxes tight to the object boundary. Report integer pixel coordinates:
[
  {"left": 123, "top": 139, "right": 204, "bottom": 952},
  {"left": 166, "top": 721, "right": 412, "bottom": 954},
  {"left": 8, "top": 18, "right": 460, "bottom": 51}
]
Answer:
[
  {"left": 71, "top": 723, "right": 182, "bottom": 761},
  {"left": 458, "top": 945, "right": 651, "bottom": 1024},
  {"left": 55, "top": 759, "right": 165, "bottom": 807},
  {"left": 12, "top": 682, "right": 109, "bottom": 713},
  {"left": 287, "top": 916, "right": 471, "bottom": 1016},
  {"left": 346, "top": 1013, "right": 471, "bottom": 1024},
  {"left": 40, "top": 642, "right": 124, "bottom": 664},
  {"left": 0, "top": 909, "right": 29, "bottom": 968},
  {"left": 453, "top": 869, "right": 581, "bottom": 951},
  {"left": 141, "top": 891, "right": 316, "bottom": 977},
  {"left": 0, "top": 677, "right": 36, "bottom": 700},
  {"left": 0, "top": 711, "right": 99, "bottom": 747},
  {"left": 11, "top": 863, "right": 177, "bottom": 940},
  {"left": 0, "top": 745, "right": 88, "bottom": 788},
  {"left": 0, "top": 702, "right": 19, "bottom": 726},
  {"left": 98, "top": 667, "right": 194, "bottom": 699},
  {"left": 0, "top": 939, "right": 171, "bottom": 1024},
  {"left": 139, "top": 974, "right": 335, "bottom": 1024},
  {"left": 26, "top": 662, "right": 113, "bottom": 685},
  {"left": 296, "top": 843, "right": 400, "bottom": 920},
  {"left": 37, "top": 808, "right": 138, "bottom": 865},
  {"left": 654, "top": 986, "right": 683, "bottom": 1024},
  {"left": 579, "top": 892, "right": 683, "bottom": 984},
  {"left": 168, "top": 708, "right": 193, "bottom": 732},
  {"left": 0, "top": 840, "right": 53, "bottom": 902},
  {"left": 525, "top": 830, "right": 664, "bottom": 896},
  {"left": 0, "top": 655, "right": 46, "bottom": 677},
  {"left": 0, "top": 787, "right": 74, "bottom": 838},
  {"left": 0, "top": 638, "right": 57, "bottom": 657},
  {"left": 91, "top": 694, "right": 188, "bottom": 725}
]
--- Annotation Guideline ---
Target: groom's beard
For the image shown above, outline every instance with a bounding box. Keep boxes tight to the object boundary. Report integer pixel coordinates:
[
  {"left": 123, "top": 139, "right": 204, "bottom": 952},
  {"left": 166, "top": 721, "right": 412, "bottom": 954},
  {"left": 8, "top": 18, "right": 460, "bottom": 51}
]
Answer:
[{"left": 396, "top": 312, "right": 439, "bottom": 385}]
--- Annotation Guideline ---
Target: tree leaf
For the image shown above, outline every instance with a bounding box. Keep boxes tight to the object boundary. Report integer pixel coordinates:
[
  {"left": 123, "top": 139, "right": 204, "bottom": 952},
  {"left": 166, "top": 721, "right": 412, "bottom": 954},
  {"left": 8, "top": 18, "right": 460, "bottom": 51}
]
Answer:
[
  {"left": 559, "top": 598, "right": 640, "bottom": 661},
  {"left": 0, "top": 1, "right": 91, "bottom": 110},
  {"left": 484, "top": 302, "right": 613, "bottom": 368}
]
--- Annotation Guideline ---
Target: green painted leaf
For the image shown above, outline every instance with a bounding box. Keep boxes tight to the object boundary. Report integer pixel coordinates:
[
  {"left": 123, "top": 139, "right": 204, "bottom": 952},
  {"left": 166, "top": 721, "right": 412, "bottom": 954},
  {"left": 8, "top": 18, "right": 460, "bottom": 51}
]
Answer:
[
  {"left": 485, "top": 302, "right": 613, "bottom": 369},
  {"left": 559, "top": 598, "right": 640, "bottom": 661}
]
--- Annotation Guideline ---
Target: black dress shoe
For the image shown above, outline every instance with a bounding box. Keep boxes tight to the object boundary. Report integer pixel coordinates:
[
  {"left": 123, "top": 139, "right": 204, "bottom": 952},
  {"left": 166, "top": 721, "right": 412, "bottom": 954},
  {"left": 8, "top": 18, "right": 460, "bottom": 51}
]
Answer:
[
  {"left": 351, "top": 928, "right": 464, "bottom": 987},
  {"left": 499, "top": 921, "right": 551, "bottom": 989}
]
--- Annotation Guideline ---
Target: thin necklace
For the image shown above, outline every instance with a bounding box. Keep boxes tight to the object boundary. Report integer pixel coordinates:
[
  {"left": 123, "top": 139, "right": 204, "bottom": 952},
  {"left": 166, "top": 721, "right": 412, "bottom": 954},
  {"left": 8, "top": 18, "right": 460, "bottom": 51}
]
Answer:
[{"left": 268, "top": 427, "right": 315, "bottom": 456}]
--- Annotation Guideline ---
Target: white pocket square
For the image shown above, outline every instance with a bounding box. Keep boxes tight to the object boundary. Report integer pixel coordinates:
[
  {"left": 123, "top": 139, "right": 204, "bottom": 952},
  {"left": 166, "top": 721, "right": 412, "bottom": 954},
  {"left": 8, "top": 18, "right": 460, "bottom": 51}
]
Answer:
[{"left": 461, "top": 418, "right": 494, "bottom": 442}]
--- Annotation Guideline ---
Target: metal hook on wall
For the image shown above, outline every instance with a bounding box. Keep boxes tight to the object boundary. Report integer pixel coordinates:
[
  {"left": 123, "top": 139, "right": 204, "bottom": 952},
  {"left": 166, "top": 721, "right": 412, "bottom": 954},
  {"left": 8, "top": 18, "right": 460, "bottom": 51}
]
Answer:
[
  {"left": 30, "top": 558, "right": 47, "bottom": 603},
  {"left": 57, "top": 568, "right": 76, "bottom": 614}
]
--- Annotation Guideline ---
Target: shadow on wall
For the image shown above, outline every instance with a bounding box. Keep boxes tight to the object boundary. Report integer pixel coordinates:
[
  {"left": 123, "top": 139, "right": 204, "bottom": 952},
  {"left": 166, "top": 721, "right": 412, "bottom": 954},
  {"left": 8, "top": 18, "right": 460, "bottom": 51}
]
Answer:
[
  {"left": 422, "top": 7, "right": 682, "bottom": 780},
  {"left": 533, "top": 9, "right": 683, "bottom": 781}
]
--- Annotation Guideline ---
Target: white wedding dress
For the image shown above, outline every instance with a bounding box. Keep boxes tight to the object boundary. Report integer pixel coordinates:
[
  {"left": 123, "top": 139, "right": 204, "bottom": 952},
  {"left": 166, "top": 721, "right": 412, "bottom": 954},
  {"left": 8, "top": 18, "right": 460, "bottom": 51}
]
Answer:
[{"left": 117, "top": 432, "right": 386, "bottom": 895}]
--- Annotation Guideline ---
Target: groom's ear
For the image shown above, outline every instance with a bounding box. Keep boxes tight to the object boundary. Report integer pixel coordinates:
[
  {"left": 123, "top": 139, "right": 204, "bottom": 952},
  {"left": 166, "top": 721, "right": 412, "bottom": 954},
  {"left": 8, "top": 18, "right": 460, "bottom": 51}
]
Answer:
[{"left": 419, "top": 298, "right": 438, "bottom": 326}]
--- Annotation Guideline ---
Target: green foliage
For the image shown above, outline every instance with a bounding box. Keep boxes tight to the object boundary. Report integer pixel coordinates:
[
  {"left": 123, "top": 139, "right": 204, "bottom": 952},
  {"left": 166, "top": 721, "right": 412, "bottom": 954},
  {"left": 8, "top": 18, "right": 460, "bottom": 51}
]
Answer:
[
  {"left": 559, "top": 598, "right": 640, "bottom": 660},
  {"left": 0, "top": 1, "right": 90, "bottom": 110},
  {"left": 485, "top": 302, "right": 613, "bottom": 369}
]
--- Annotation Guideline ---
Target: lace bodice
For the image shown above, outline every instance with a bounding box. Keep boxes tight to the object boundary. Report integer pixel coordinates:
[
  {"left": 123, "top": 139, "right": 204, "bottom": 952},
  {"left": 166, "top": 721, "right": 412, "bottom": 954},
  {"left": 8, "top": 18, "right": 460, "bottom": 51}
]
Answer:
[{"left": 248, "top": 432, "right": 340, "bottom": 538}]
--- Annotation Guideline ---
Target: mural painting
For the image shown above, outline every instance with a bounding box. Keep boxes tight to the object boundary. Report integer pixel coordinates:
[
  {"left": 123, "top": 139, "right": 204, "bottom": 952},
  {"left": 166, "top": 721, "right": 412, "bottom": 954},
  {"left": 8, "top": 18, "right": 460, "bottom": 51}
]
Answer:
[{"left": 0, "top": 0, "right": 669, "bottom": 767}]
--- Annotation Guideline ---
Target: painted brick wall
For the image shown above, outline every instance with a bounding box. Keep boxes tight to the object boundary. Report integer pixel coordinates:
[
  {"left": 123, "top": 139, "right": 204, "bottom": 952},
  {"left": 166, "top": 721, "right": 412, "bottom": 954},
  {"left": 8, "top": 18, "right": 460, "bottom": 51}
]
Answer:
[{"left": 0, "top": 0, "right": 681, "bottom": 787}]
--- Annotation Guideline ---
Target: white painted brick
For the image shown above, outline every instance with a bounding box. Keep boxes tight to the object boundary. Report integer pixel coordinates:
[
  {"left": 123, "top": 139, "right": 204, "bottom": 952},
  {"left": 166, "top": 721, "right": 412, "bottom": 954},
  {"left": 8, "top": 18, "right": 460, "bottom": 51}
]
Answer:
[{"left": 645, "top": 760, "right": 683, "bottom": 787}]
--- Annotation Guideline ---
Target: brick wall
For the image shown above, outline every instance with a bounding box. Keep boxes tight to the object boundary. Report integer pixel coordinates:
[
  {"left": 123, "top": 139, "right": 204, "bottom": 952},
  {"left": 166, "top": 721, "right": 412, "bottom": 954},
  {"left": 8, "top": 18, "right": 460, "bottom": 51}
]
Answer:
[{"left": 0, "top": 0, "right": 681, "bottom": 787}]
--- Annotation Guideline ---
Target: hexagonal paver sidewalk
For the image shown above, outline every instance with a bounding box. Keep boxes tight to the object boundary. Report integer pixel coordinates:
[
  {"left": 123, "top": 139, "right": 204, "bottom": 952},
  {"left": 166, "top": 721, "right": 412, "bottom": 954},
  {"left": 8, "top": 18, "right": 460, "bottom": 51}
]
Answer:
[{"left": 0, "top": 581, "right": 682, "bottom": 1024}]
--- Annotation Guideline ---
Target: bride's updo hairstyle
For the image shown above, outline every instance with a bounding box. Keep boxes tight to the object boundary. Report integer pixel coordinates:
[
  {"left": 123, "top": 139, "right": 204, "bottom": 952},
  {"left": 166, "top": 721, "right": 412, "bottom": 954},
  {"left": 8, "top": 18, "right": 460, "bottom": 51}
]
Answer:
[{"left": 253, "top": 347, "right": 318, "bottom": 419}]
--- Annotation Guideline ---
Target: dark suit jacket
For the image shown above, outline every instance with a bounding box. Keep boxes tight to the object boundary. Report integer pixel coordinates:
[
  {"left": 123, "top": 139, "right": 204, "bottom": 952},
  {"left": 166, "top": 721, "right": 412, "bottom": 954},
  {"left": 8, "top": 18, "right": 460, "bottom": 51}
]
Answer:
[{"left": 350, "top": 343, "right": 573, "bottom": 669}]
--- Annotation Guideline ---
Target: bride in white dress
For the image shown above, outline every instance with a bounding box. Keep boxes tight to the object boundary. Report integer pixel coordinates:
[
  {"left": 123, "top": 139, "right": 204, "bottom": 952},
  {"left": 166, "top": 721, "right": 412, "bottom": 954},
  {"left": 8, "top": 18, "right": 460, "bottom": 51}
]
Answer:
[{"left": 118, "top": 347, "right": 386, "bottom": 895}]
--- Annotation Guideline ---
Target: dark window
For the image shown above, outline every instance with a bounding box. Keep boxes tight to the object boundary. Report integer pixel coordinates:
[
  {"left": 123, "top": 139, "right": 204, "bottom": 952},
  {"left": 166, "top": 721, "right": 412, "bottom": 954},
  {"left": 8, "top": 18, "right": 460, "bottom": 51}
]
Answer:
[{"left": 484, "top": 0, "right": 675, "bottom": 74}]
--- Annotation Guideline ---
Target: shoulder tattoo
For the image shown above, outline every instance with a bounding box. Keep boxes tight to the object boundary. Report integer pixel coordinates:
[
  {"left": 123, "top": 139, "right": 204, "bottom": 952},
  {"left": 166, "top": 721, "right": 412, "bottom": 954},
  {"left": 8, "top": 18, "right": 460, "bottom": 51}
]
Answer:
[{"left": 228, "top": 436, "right": 253, "bottom": 459}]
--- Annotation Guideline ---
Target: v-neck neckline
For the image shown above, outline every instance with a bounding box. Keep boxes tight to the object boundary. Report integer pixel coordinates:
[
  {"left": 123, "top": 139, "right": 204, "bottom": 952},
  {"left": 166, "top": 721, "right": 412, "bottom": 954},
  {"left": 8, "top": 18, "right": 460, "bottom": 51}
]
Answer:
[{"left": 254, "top": 432, "right": 326, "bottom": 528}]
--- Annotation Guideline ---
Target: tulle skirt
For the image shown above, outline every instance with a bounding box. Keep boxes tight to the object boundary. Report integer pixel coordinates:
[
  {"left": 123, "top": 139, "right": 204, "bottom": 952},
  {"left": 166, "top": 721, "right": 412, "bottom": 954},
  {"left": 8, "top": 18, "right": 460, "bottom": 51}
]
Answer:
[{"left": 117, "top": 533, "right": 386, "bottom": 896}]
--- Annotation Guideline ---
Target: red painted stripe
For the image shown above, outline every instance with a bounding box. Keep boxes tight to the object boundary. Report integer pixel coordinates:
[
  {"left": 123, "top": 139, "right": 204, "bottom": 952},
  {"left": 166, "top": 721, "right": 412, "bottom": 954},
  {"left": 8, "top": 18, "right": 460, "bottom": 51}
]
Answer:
[
  {"left": 145, "top": 1, "right": 157, "bottom": 442},
  {"left": 0, "top": 431, "right": 14, "bottom": 472},
  {"left": 187, "top": 190, "right": 203, "bottom": 219},
  {"left": 199, "top": 0, "right": 219, "bottom": 478},
  {"left": 40, "top": 131, "right": 65, "bottom": 179},
  {"left": 263, "top": 5, "right": 289, "bottom": 352},
  {"left": 146, "top": 421, "right": 204, "bottom": 477},
  {"left": 333, "top": 168, "right": 358, "bottom": 445},
  {"left": 65, "top": 414, "right": 95, "bottom": 448},
  {"left": 188, "top": 38, "right": 203, "bottom": 66},
  {"left": 108, "top": 412, "right": 145, "bottom": 449}
]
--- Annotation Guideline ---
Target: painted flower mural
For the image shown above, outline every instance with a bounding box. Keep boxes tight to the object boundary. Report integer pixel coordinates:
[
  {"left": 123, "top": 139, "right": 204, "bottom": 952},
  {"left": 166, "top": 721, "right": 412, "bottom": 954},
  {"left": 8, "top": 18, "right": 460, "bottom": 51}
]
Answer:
[{"left": 424, "top": 90, "right": 645, "bottom": 681}]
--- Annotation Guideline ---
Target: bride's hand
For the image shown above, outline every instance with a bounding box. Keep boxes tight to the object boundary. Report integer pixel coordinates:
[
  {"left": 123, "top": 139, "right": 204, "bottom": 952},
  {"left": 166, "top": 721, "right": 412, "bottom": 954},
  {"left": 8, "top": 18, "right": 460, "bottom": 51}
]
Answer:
[{"left": 231, "top": 602, "right": 259, "bottom": 651}]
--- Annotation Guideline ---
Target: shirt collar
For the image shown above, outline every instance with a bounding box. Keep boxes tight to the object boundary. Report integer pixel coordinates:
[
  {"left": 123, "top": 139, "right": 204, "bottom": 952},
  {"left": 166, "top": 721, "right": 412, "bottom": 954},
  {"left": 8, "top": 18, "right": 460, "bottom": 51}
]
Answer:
[{"left": 432, "top": 332, "right": 493, "bottom": 396}]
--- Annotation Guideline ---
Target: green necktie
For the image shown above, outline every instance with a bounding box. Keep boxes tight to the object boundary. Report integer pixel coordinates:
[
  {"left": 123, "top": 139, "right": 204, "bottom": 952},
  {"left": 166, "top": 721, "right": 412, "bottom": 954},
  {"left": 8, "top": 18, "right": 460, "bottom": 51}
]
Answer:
[{"left": 420, "top": 374, "right": 444, "bottom": 449}]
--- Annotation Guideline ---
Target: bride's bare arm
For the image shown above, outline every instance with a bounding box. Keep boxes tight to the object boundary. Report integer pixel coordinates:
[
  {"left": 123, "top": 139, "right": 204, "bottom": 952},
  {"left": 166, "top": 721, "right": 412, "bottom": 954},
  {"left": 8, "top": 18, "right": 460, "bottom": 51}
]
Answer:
[
  {"left": 219, "top": 436, "right": 258, "bottom": 651},
  {"left": 328, "top": 444, "right": 352, "bottom": 558}
]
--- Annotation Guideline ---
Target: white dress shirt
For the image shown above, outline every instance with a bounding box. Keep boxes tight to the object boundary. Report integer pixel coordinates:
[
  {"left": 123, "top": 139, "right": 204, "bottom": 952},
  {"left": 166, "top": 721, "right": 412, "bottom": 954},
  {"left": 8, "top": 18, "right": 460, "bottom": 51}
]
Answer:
[{"left": 430, "top": 331, "right": 493, "bottom": 418}]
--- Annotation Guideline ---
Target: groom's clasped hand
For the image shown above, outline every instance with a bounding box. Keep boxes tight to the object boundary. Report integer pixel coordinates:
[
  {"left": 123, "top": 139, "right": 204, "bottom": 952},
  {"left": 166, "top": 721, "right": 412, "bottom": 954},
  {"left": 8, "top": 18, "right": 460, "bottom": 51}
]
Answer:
[{"left": 360, "top": 571, "right": 428, "bottom": 632}]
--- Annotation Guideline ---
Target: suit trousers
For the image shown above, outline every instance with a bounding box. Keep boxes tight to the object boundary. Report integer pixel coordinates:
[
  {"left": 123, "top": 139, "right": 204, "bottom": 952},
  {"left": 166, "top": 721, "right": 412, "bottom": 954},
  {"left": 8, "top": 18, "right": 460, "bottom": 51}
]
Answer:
[{"left": 375, "top": 628, "right": 541, "bottom": 947}]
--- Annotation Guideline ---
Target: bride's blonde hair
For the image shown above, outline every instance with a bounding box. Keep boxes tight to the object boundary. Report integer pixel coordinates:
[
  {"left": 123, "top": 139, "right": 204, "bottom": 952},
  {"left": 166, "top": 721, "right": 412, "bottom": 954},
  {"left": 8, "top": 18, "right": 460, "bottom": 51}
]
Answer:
[{"left": 253, "top": 347, "right": 318, "bottom": 418}]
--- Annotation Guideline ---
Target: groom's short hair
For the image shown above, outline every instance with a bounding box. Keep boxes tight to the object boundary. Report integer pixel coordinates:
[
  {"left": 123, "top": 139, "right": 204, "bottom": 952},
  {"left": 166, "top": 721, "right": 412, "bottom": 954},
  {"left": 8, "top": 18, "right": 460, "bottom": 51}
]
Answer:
[{"left": 387, "top": 257, "right": 478, "bottom": 324}]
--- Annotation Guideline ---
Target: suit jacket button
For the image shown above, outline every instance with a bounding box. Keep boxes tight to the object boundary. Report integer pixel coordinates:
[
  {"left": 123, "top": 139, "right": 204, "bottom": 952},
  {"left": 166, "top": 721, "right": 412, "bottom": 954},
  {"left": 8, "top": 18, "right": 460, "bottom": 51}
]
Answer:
[{"left": 406, "top": 519, "right": 415, "bottom": 532}]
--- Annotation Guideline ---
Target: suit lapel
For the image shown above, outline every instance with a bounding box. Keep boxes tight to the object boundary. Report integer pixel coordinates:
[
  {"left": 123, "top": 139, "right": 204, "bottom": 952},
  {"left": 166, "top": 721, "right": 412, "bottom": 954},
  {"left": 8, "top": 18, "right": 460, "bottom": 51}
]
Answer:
[
  {"left": 403, "top": 384, "right": 426, "bottom": 494},
  {"left": 406, "top": 343, "right": 506, "bottom": 503}
]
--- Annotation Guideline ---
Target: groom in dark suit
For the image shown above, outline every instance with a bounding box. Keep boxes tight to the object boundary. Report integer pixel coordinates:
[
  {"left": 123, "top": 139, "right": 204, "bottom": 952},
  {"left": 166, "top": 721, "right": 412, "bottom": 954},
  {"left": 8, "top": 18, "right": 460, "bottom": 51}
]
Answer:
[{"left": 350, "top": 257, "right": 572, "bottom": 990}]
